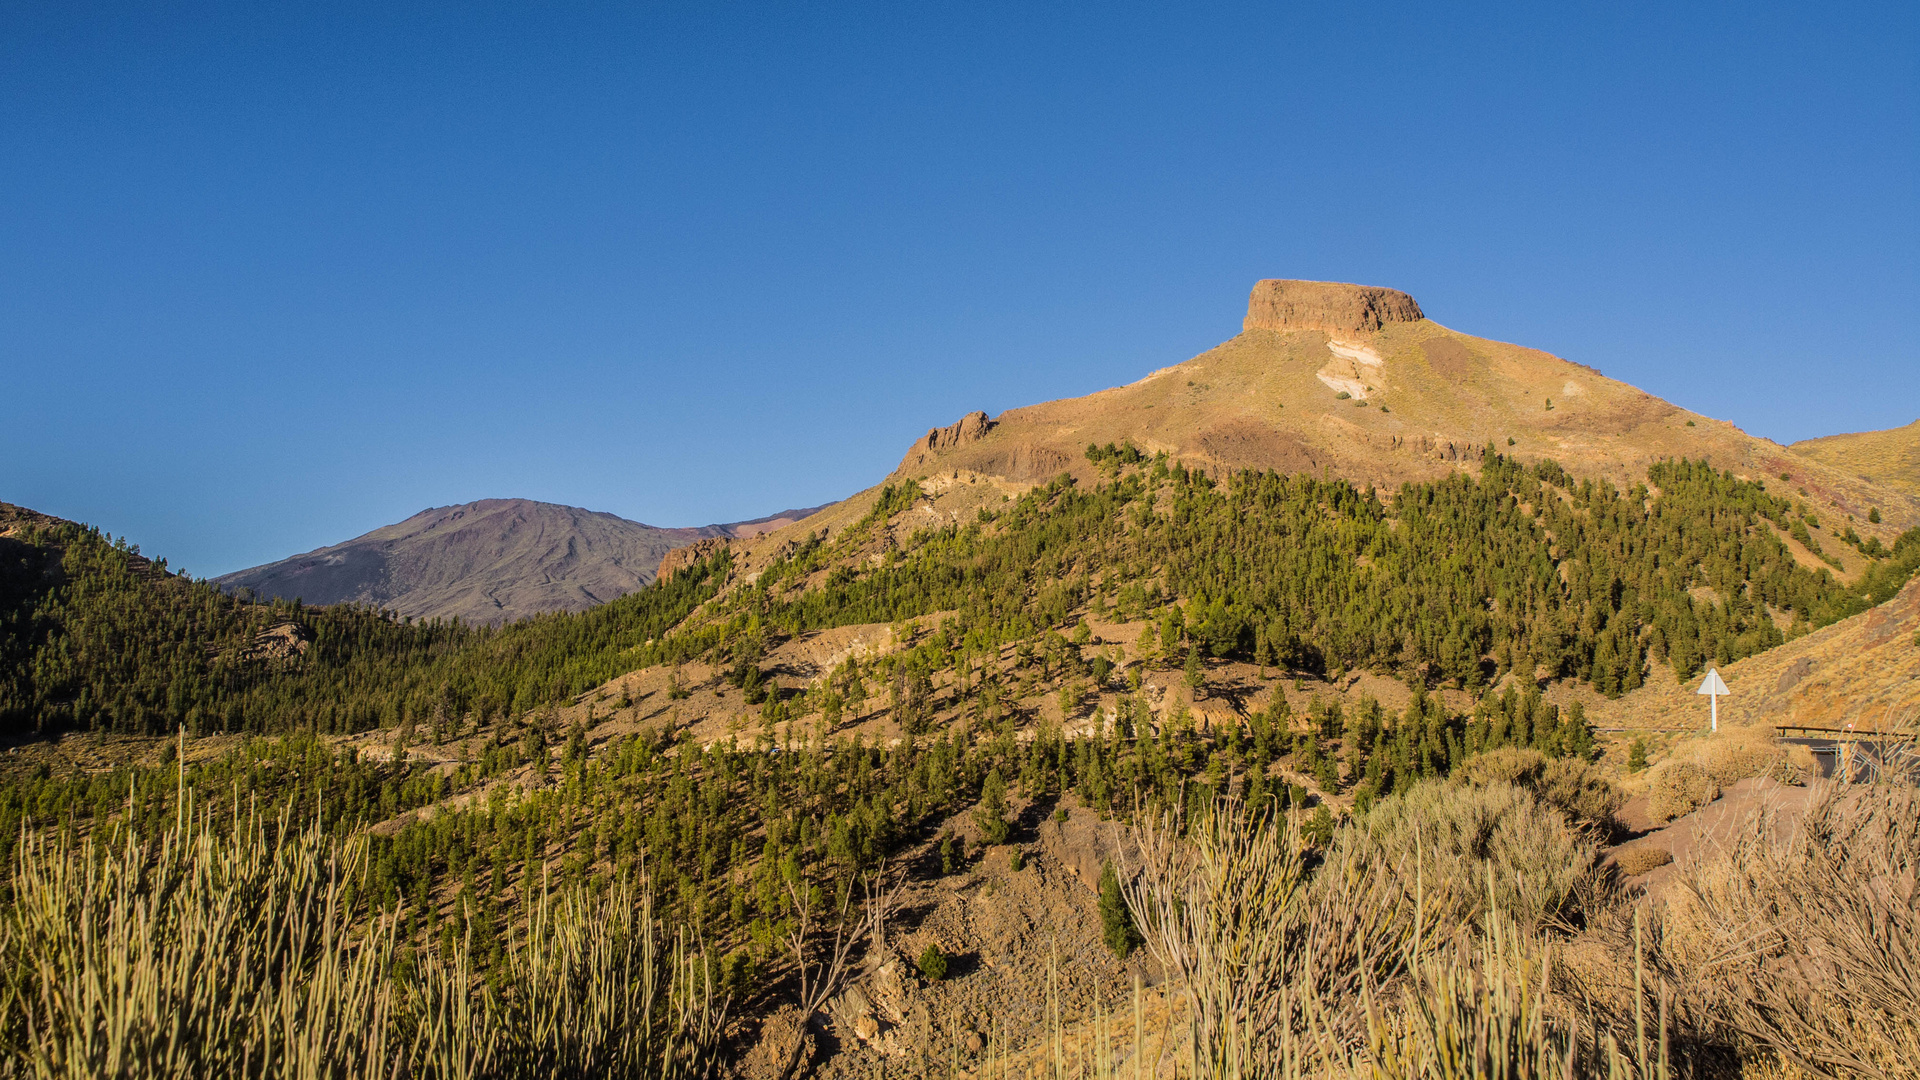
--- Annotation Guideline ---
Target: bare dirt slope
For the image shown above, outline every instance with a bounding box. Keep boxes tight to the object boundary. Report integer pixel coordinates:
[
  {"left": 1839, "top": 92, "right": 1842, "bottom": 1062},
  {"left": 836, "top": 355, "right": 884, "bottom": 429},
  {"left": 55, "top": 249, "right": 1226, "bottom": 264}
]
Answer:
[
  {"left": 1791, "top": 417, "right": 1920, "bottom": 501},
  {"left": 216, "top": 498, "right": 829, "bottom": 625},
  {"left": 1587, "top": 577, "right": 1920, "bottom": 735},
  {"left": 887, "top": 279, "right": 1917, "bottom": 535}
]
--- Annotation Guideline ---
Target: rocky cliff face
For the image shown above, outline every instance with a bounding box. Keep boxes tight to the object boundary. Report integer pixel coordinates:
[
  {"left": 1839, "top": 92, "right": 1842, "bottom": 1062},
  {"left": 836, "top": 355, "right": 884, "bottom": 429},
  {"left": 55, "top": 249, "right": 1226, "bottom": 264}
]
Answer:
[
  {"left": 656, "top": 536, "right": 731, "bottom": 583},
  {"left": 898, "top": 411, "right": 996, "bottom": 473},
  {"left": 1242, "top": 279, "right": 1425, "bottom": 336}
]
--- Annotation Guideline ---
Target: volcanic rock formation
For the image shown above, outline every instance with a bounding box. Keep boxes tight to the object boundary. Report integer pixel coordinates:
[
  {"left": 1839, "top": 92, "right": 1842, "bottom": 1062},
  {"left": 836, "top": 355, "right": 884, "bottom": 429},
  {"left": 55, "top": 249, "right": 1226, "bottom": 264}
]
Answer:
[
  {"left": 899, "top": 411, "right": 996, "bottom": 473},
  {"left": 1242, "top": 279, "right": 1425, "bottom": 336}
]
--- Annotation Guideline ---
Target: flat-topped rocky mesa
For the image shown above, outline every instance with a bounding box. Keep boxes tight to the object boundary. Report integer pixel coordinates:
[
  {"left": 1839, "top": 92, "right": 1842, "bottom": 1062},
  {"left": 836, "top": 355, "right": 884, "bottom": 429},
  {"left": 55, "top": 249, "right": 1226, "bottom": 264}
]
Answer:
[
  {"left": 1242, "top": 279, "right": 1424, "bottom": 336},
  {"left": 877, "top": 276, "right": 1917, "bottom": 535}
]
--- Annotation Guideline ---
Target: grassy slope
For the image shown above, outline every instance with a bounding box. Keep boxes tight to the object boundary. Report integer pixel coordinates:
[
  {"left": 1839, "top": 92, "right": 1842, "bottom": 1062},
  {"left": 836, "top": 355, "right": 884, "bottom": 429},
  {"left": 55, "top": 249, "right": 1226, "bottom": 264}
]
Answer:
[
  {"left": 1792, "top": 417, "right": 1920, "bottom": 499},
  {"left": 886, "top": 319, "right": 1920, "bottom": 536}
]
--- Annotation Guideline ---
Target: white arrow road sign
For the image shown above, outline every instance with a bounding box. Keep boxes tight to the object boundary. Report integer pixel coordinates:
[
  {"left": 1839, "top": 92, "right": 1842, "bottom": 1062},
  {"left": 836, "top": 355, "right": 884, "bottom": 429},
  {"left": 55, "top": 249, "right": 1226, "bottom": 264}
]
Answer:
[{"left": 1697, "top": 667, "right": 1729, "bottom": 732}]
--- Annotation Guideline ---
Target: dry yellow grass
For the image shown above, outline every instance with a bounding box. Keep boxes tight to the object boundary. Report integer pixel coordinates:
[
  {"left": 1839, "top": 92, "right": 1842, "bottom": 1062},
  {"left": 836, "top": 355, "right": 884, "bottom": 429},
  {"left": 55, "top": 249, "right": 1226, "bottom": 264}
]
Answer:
[
  {"left": 0, "top": 803, "right": 725, "bottom": 1079},
  {"left": 1792, "top": 417, "right": 1920, "bottom": 500},
  {"left": 1656, "top": 785, "right": 1920, "bottom": 1079}
]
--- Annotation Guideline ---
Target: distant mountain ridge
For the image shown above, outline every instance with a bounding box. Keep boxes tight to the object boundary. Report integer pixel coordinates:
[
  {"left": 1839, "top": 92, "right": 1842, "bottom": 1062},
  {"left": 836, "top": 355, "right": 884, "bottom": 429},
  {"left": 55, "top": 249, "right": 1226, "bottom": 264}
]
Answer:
[{"left": 215, "top": 498, "right": 826, "bottom": 625}]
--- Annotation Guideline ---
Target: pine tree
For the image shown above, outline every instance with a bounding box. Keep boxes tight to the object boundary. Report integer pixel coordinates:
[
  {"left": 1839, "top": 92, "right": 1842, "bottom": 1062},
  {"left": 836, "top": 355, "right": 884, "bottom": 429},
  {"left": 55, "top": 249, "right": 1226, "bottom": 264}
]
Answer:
[
  {"left": 1098, "top": 859, "right": 1141, "bottom": 959},
  {"left": 975, "top": 769, "right": 1011, "bottom": 845}
]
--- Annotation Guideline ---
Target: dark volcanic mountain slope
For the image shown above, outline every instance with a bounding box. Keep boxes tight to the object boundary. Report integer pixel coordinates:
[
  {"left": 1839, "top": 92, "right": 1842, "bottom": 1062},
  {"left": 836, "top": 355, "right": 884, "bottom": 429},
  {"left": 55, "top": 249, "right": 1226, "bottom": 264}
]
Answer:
[{"left": 216, "top": 498, "right": 824, "bottom": 625}]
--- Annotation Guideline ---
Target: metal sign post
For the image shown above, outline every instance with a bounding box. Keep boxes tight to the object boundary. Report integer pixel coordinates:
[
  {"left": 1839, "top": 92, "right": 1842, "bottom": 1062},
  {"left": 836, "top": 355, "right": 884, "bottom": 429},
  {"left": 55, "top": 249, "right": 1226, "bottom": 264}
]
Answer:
[{"left": 1697, "top": 668, "right": 1729, "bottom": 732}]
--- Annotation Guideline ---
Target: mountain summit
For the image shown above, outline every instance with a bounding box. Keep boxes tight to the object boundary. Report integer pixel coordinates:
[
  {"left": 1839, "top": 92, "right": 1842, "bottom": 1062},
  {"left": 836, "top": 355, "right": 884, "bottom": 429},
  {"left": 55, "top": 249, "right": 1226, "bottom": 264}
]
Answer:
[
  {"left": 889, "top": 279, "right": 1915, "bottom": 532},
  {"left": 216, "top": 498, "right": 824, "bottom": 624},
  {"left": 1241, "top": 278, "right": 1424, "bottom": 335}
]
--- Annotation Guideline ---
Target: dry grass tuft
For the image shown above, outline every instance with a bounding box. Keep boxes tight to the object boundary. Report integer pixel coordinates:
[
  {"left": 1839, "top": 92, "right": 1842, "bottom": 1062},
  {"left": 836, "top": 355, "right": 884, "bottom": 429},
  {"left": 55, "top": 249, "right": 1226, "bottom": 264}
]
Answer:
[
  {"left": 1120, "top": 799, "right": 1415, "bottom": 1077},
  {"left": 0, "top": 803, "right": 723, "bottom": 1079},
  {"left": 1352, "top": 913, "right": 1580, "bottom": 1079},
  {"left": 1112, "top": 794, "right": 1670, "bottom": 1080},
  {"left": 1656, "top": 785, "right": 1920, "bottom": 1080}
]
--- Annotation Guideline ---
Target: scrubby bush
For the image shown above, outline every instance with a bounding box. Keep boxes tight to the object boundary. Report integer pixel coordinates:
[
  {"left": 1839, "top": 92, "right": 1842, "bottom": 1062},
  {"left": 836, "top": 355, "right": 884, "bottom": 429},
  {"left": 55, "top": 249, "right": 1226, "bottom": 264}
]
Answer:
[
  {"left": 1646, "top": 760, "right": 1720, "bottom": 824},
  {"left": 1694, "top": 728, "right": 1797, "bottom": 787},
  {"left": 1352, "top": 780, "right": 1598, "bottom": 929},
  {"left": 1454, "top": 749, "right": 1624, "bottom": 832},
  {"left": 1453, "top": 747, "right": 1547, "bottom": 789},
  {"left": 1537, "top": 757, "right": 1626, "bottom": 832},
  {"left": 1613, "top": 844, "right": 1673, "bottom": 876}
]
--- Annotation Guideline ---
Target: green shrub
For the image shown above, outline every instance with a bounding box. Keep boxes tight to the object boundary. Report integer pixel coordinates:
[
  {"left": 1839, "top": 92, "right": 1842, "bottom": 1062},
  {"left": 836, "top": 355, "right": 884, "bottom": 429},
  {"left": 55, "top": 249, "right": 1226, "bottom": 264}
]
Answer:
[
  {"left": 917, "top": 944, "right": 948, "bottom": 982},
  {"left": 1303, "top": 803, "right": 1334, "bottom": 847},
  {"left": 975, "top": 769, "right": 1011, "bottom": 845}
]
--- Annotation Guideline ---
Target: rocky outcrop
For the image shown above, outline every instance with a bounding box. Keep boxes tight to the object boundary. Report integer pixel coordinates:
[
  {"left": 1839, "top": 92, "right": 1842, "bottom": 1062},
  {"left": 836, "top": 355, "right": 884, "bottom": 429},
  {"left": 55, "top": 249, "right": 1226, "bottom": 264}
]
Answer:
[
  {"left": 1243, "top": 279, "right": 1424, "bottom": 336},
  {"left": 240, "top": 622, "right": 312, "bottom": 664},
  {"left": 656, "top": 536, "right": 730, "bottom": 583},
  {"left": 898, "top": 411, "right": 995, "bottom": 473}
]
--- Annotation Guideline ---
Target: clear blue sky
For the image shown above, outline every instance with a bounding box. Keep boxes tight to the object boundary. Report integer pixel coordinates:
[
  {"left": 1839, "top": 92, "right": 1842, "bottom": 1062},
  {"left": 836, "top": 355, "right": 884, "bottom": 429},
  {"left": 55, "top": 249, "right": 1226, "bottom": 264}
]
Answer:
[{"left": 3, "top": 2, "right": 1915, "bottom": 577}]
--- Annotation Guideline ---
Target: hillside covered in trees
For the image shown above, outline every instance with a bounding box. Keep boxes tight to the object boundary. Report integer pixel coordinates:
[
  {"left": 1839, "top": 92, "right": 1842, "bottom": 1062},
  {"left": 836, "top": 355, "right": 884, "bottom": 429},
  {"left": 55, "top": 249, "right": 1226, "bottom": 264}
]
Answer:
[
  {"left": 3, "top": 447, "right": 1918, "bottom": 1078},
  {"left": 8, "top": 447, "right": 1910, "bottom": 744}
]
